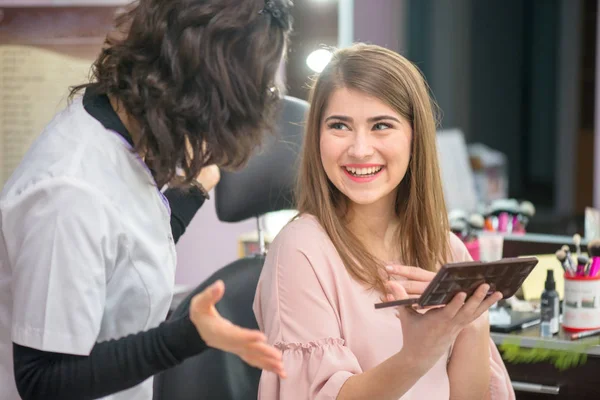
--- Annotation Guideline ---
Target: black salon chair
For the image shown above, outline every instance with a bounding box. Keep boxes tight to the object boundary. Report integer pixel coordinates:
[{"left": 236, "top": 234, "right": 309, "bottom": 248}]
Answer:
[{"left": 153, "top": 95, "right": 309, "bottom": 400}]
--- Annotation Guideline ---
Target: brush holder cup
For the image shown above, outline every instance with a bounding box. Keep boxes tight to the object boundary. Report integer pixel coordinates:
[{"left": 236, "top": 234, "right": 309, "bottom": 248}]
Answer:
[{"left": 562, "top": 274, "right": 600, "bottom": 332}]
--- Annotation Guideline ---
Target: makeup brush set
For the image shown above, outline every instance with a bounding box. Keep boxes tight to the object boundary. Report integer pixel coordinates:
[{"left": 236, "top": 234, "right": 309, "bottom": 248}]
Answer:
[
  {"left": 556, "top": 234, "right": 600, "bottom": 278},
  {"left": 559, "top": 234, "right": 600, "bottom": 333},
  {"left": 482, "top": 199, "right": 536, "bottom": 234},
  {"left": 448, "top": 198, "right": 536, "bottom": 239},
  {"left": 448, "top": 209, "right": 485, "bottom": 241}
]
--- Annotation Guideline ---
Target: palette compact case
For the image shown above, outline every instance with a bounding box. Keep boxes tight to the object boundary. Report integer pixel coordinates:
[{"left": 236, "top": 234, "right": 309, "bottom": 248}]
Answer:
[{"left": 375, "top": 257, "right": 539, "bottom": 309}]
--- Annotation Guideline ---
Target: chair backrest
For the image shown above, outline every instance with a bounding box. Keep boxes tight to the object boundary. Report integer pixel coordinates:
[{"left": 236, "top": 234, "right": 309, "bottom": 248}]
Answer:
[
  {"left": 215, "top": 95, "right": 308, "bottom": 223},
  {"left": 153, "top": 95, "right": 309, "bottom": 400},
  {"left": 153, "top": 256, "right": 265, "bottom": 400}
]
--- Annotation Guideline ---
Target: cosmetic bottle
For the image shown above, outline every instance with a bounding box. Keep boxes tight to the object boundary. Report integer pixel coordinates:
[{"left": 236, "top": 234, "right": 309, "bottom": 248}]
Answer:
[{"left": 540, "top": 269, "right": 560, "bottom": 337}]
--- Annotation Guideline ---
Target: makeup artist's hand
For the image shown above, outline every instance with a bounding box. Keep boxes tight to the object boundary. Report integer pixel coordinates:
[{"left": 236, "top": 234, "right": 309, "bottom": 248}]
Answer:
[
  {"left": 190, "top": 280, "right": 286, "bottom": 378},
  {"left": 187, "top": 139, "right": 220, "bottom": 192},
  {"left": 386, "top": 280, "right": 502, "bottom": 372},
  {"left": 195, "top": 164, "right": 220, "bottom": 192},
  {"left": 385, "top": 265, "right": 436, "bottom": 298}
]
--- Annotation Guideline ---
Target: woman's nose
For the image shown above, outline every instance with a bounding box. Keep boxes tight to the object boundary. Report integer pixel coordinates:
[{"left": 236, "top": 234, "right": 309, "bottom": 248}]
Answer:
[{"left": 347, "top": 133, "right": 374, "bottom": 159}]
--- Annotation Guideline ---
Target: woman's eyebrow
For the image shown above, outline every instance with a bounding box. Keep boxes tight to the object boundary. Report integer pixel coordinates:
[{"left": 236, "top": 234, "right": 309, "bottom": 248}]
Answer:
[
  {"left": 324, "top": 115, "right": 352, "bottom": 122},
  {"left": 367, "top": 115, "right": 401, "bottom": 123},
  {"left": 323, "top": 115, "right": 401, "bottom": 123}
]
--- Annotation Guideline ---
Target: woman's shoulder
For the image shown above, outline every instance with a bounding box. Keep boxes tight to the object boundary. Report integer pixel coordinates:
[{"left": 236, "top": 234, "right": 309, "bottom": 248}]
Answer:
[
  {"left": 271, "top": 213, "right": 330, "bottom": 245},
  {"left": 447, "top": 231, "right": 472, "bottom": 263},
  {"left": 267, "top": 213, "right": 339, "bottom": 265}
]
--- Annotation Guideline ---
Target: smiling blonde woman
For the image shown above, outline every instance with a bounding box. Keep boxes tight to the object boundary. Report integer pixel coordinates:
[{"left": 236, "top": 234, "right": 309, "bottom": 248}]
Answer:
[{"left": 253, "top": 43, "right": 514, "bottom": 400}]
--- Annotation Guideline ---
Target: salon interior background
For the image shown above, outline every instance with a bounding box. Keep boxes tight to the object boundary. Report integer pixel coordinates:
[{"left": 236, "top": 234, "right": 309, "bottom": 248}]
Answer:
[
  {"left": 0, "top": 0, "right": 598, "bottom": 286},
  {"left": 286, "top": 0, "right": 597, "bottom": 233}
]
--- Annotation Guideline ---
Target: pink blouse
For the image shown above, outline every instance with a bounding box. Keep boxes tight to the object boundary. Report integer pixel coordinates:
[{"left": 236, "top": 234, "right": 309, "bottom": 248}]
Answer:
[{"left": 253, "top": 215, "right": 515, "bottom": 400}]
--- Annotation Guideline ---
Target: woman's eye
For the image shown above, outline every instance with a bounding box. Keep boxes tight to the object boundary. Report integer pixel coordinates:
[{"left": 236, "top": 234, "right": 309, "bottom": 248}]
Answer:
[
  {"left": 328, "top": 122, "right": 349, "bottom": 130},
  {"left": 373, "top": 122, "right": 392, "bottom": 130}
]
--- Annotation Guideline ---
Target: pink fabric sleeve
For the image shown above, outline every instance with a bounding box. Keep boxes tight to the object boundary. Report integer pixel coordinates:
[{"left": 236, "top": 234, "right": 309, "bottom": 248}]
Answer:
[
  {"left": 449, "top": 233, "right": 516, "bottom": 399},
  {"left": 258, "top": 339, "right": 361, "bottom": 400},
  {"left": 253, "top": 225, "right": 362, "bottom": 400},
  {"left": 488, "top": 340, "right": 516, "bottom": 400}
]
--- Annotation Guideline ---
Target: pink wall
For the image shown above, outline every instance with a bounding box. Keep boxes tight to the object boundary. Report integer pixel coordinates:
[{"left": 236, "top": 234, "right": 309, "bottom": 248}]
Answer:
[
  {"left": 174, "top": 198, "right": 255, "bottom": 287},
  {"left": 353, "top": 0, "right": 405, "bottom": 53}
]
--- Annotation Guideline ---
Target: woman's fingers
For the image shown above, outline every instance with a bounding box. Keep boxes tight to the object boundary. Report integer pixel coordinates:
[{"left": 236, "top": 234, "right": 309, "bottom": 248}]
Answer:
[
  {"left": 218, "top": 321, "right": 267, "bottom": 344},
  {"left": 241, "top": 342, "right": 285, "bottom": 376},
  {"left": 246, "top": 338, "right": 282, "bottom": 359},
  {"left": 441, "top": 291, "right": 467, "bottom": 319},
  {"left": 385, "top": 280, "right": 409, "bottom": 300},
  {"left": 385, "top": 265, "right": 436, "bottom": 282},
  {"left": 453, "top": 284, "right": 497, "bottom": 325},
  {"left": 242, "top": 354, "right": 285, "bottom": 378},
  {"left": 474, "top": 291, "right": 503, "bottom": 317},
  {"left": 399, "top": 280, "right": 429, "bottom": 296},
  {"left": 387, "top": 281, "right": 422, "bottom": 322}
]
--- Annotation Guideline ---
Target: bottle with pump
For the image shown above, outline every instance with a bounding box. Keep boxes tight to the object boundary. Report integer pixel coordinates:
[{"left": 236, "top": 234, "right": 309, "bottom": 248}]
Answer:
[{"left": 540, "top": 269, "right": 560, "bottom": 337}]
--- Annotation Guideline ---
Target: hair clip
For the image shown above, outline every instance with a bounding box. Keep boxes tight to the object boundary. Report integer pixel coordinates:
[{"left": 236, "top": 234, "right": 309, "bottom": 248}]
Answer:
[{"left": 259, "top": 1, "right": 282, "bottom": 20}]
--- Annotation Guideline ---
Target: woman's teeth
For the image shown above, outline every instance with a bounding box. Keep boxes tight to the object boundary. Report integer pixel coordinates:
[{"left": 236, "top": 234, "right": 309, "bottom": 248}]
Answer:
[{"left": 344, "top": 166, "right": 383, "bottom": 176}]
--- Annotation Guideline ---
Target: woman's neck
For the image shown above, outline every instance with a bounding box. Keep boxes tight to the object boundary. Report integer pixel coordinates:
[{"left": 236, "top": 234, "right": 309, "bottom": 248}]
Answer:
[{"left": 347, "top": 198, "right": 400, "bottom": 262}]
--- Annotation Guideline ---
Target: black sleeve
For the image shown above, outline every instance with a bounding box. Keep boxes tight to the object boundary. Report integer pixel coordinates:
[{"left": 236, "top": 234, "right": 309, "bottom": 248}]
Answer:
[
  {"left": 164, "top": 186, "right": 206, "bottom": 243},
  {"left": 13, "top": 315, "right": 207, "bottom": 400}
]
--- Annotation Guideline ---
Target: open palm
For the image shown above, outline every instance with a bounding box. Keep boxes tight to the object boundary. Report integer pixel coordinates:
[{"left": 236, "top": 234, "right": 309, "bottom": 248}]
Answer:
[{"left": 189, "top": 280, "right": 286, "bottom": 378}]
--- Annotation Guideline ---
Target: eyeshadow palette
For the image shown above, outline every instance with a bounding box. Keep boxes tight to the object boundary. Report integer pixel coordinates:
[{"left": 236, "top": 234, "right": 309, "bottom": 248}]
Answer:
[{"left": 375, "top": 257, "right": 539, "bottom": 309}]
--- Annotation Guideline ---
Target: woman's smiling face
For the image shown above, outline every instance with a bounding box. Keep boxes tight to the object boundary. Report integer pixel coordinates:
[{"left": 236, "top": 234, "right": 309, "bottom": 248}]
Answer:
[{"left": 319, "top": 87, "right": 413, "bottom": 211}]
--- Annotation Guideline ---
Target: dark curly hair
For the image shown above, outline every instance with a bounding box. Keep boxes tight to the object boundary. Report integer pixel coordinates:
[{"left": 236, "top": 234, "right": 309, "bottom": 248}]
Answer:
[{"left": 72, "top": 0, "right": 293, "bottom": 187}]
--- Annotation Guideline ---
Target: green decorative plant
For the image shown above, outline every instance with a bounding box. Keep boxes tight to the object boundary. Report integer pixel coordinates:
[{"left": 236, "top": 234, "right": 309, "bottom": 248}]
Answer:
[{"left": 499, "top": 336, "right": 600, "bottom": 371}]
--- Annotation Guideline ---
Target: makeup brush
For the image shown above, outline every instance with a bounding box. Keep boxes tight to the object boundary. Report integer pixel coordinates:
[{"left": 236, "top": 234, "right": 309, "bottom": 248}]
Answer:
[
  {"left": 450, "top": 219, "right": 467, "bottom": 239},
  {"left": 466, "top": 213, "right": 484, "bottom": 240},
  {"left": 573, "top": 233, "right": 582, "bottom": 257},
  {"left": 577, "top": 255, "right": 589, "bottom": 277},
  {"left": 587, "top": 239, "right": 600, "bottom": 277},
  {"left": 561, "top": 245, "right": 576, "bottom": 275},
  {"left": 468, "top": 213, "right": 484, "bottom": 230},
  {"left": 481, "top": 205, "right": 494, "bottom": 231},
  {"left": 515, "top": 201, "right": 535, "bottom": 233},
  {"left": 520, "top": 200, "right": 536, "bottom": 217},
  {"left": 490, "top": 199, "right": 519, "bottom": 233},
  {"left": 556, "top": 249, "right": 573, "bottom": 275},
  {"left": 448, "top": 209, "right": 468, "bottom": 223}
]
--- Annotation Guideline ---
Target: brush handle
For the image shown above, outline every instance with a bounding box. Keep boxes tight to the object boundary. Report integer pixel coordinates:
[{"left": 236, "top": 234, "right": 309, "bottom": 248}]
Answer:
[
  {"left": 513, "top": 224, "right": 525, "bottom": 234},
  {"left": 491, "top": 216, "right": 498, "bottom": 231},
  {"left": 564, "top": 251, "right": 576, "bottom": 275},
  {"left": 497, "top": 212, "right": 509, "bottom": 232},
  {"left": 511, "top": 215, "right": 524, "bottom": 233},
  {"left": 562, "top": 259, "right": 576, "bottom": 276},
  {"left": 374, "top": 298, "right": 419, "bottom": 309},
  {"left": 576, "top": 262, "right": 586, "bottom": 277},
  {"left": 589, "top": 257, "right": 600, "bottom": 277},
  {"left": 484, "top": 217, "right": 494, "bottom": 231},
  {"left": 570, "top": 328, "right": 600, "bottom": 340}
]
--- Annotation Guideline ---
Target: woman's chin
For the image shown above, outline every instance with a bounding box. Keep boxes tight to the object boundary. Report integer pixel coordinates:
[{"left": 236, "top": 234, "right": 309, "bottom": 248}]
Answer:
[
  {"left": 346, "top": 194, "right": 381, "bottom": 206},
  {"left": 342, "top": 188, "right": 397, "bottom": 209}
]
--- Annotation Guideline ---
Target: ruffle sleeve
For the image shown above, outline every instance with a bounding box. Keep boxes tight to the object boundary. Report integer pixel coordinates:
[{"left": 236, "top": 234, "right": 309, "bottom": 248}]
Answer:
[{"left": 258, "top": 338, "right": 362, "bottom": 400}]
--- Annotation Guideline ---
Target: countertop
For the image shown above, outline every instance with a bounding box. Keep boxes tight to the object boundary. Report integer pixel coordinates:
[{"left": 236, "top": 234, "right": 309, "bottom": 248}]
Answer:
[{"left": 491, "top": 325, "right": 600, "bottom": 356}]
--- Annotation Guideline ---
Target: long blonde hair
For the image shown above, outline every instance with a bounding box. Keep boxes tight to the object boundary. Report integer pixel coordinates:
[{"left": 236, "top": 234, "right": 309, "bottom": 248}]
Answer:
[{"left": 296, "top": 43, "right": 450, "bottom": 293}]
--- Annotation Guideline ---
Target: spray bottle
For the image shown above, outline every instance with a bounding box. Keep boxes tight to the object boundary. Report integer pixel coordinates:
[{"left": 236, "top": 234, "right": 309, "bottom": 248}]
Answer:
[{"left": 540, "top": 269, "right": 560, "bottom": 337}]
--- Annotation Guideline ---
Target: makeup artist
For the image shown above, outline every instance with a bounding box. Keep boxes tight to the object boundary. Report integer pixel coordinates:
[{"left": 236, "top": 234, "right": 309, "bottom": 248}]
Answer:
[{"left": 0, "top": 1, "right": 292, "bottom": 399}]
